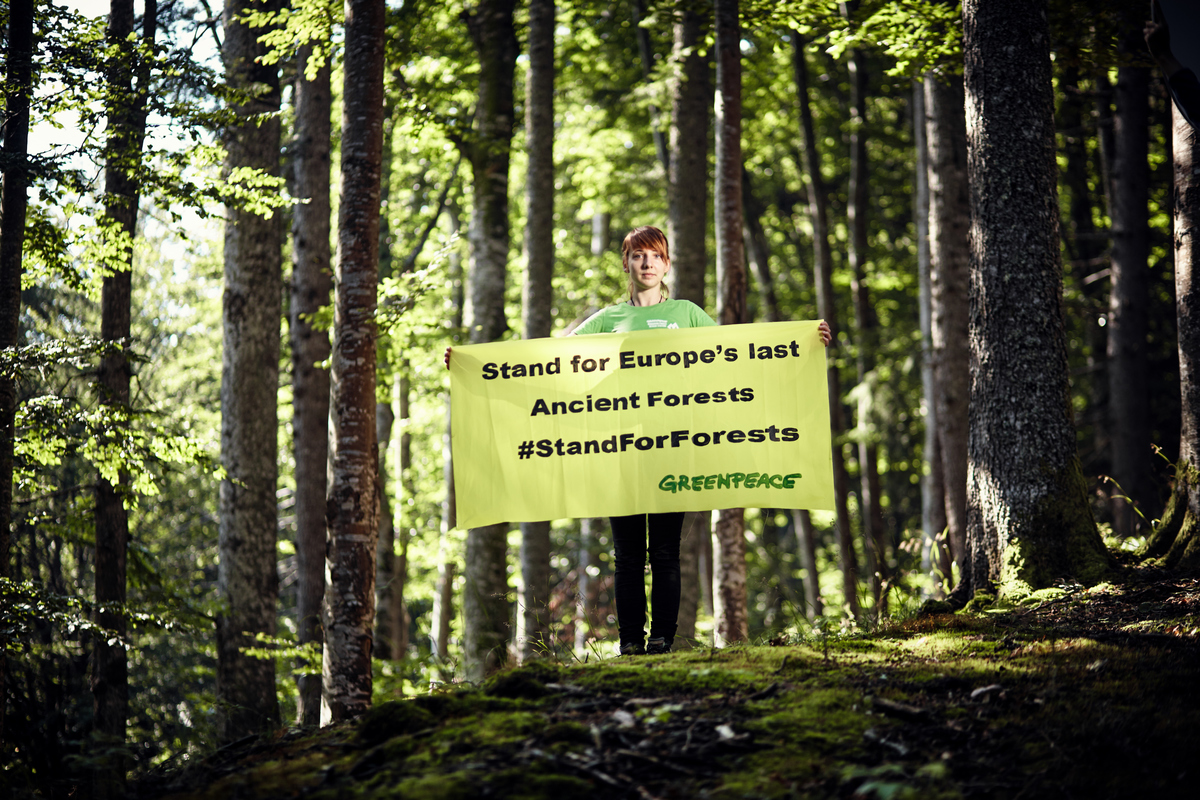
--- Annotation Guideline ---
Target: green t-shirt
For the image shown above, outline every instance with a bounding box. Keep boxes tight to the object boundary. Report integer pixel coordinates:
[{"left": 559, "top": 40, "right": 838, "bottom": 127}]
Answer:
[{"left": 572, "top": 298, "right": 716, "bottom": 334}]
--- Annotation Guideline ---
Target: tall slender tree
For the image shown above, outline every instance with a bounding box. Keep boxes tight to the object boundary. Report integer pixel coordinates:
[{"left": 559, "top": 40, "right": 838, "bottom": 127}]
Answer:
[
  {"left": 517, "top": 0, "right": 555, "bottom": 662},
  {"left": 925, "top": 71, "right": 970, "bottom": 588},
  {"left": 960, "top": 0, "right": 1108, "bottom": 599},
  {"left": 217, "top": 0, "right": 283, "bottom": 742},
  {"left": 713, "top": 0, "right": 748, "bottom": 646},
  {"left": 793, "top": 32, "right": 858, "bottom": 619},
  {"left": 667, "top": 0, "right": 710, "bottom": 646},
  {"left": 0, "top": 0, "right": 35, "bottom": 742},
  {"left": 1108, "top": 24, "right": 1151, "bottom": 537},
  {"left": 323, "top": 0, "right": 386, "bottom": 721},
  {"left": 844, "top": 42, "right": 887, "bottom": 614},
  {"left": 94, "top": 0, "right": 156, "bottom": 790},
  {"left": 290, "top": 42, "right": 332, "bottom": 727},
  {"left": 461, "top": 0, "right": 518, "bottom": 680}
]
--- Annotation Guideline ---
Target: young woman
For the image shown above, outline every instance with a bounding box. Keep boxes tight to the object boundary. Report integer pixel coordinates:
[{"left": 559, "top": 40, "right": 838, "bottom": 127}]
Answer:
[
  {"left": 449, "top": 224, "right": 831, "bottom": 656},
  {"left": 573, "top": 226, "right": 831, "bottom": 655}
]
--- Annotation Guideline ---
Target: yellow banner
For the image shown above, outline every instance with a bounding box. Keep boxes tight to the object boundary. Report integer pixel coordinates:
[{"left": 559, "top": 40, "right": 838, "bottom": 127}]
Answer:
[{"left": 450, "top": 320, "right": 834, "bottom": 529}]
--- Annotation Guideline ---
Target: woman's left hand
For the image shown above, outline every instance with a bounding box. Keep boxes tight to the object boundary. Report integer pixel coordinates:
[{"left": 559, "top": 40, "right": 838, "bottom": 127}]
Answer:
[{"left": 818, "top": 320, "right": 832, "bottom": 347}]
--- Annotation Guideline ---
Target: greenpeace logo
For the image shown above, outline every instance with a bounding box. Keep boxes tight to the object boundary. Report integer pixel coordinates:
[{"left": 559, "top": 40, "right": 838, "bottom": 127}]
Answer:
[{"left": 658, "top": 472, "right": 803, "bottom": 493}]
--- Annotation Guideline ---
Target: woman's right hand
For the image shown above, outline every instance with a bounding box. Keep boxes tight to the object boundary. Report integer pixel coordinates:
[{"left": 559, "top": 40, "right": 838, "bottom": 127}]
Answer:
[{"left": 444, "top": 346, "right": 452, "bottom": 369}]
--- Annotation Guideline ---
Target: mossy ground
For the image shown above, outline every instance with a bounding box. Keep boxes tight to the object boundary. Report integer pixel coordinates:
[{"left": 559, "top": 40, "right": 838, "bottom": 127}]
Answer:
[{"left": 131, "top": 569, "right": 1200, "bottom": 800}]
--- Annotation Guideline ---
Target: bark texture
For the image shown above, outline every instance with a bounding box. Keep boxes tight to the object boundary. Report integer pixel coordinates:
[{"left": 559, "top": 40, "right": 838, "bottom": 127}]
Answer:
[
  {"left": 1143, "top": 106, "right": 1200, "bottom": 569},
  {"left": 924, "top": 72, "right": 970, "bottom": 582},
  {"left": 94, "top": 0, "right": 155, "bottom": 790},
  {"left": 961, "top": 0, "right": 1108, "bottom": 598},
  {"left": 712, "top": 0, "right": 748, "bottom": 646},
  {"left": 290, "top": 44, "right": 332, "bottom": 727},
  {"left": 914, "top": 78, "right": 949, "bottom": 591},
  {"left": 217, "top": 0, "right": 282, "bottom": 743},
  {"left": 323, "top": 0, "right": 385, "bottom": 722},
  {"left": 1107, "top": 29, "right": 1151, "bottom": 537},
  {"left": 845, "top": 47, "right": 886, "bottom": 614},
  {"left": 667, "top": 1, "right": 709, "bottom": 307},
  {"left": 0, "top": 0, "right": 32, "bottom": 747},
  {"left": 518, "top": 0, "right": 555, "bottom": 662},
  {"left": 462, "top": 0, "right": 517, "bottom": 680},
  {"left": 794, "top": 33, "right": 858, "bottom": 619}
]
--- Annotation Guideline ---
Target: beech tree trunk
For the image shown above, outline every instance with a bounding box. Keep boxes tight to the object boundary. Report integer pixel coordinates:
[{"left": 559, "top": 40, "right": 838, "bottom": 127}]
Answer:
[
  {"left": 791, "top": 510, "right": 823, "bottom": 618},
  {"left": 914, "top": 78, "right": 949, "bottom": 593},
  {"left": 667, "top": 1, "right": 710, "bottom": 645},
  {"left": 713, "top": 0, "right": 748, "bottom": 646},
  {"left": 290, "top": 43, "right": 332, "bottom": 728},
  {"left": 667, "top": 0, "right": 709, "bottom": 308},
  {"left": 794, "top": 32, "right": 859, "bottom": 620},
  {"left": 845, "top": 46, "right": 887, "bottom": 616},
  {"left": 1058, "top": 66, "right": 1108, "bottom": 473},
  {"left": 517, "top": 0, "right": 555, "bottom": 662},
  {"left": 94, "top": 0, "right": 155, "bottom": 790},
  {"left": 323, "top": 0, "right": 385, "bottom": 722},
  {"left": 1141, "top": 105, "right": 1200, "bottom": 568},
  {"left": 462, "top": 0, "right": 518, "bottom": 681},
  {"left": 0, "top": 0, "right": 32, "bottom": 746},
  {"left": 743, "top": 169, "right": 780, "bottom": 322},
  {"left": 1108, "top": 27, "right": 1151, "bottom": 537},
  {"left": 217, "top": 0, "right": 282, "bottom": 743},
  {"left": 631, "top": 0, "right": 668, "bottom": 174},
  {"left": 960, "top": 0, "right": 1108, "bottom": 599},
  {"left": 924, "top": 72, "right": 970, "bottom": 586}
]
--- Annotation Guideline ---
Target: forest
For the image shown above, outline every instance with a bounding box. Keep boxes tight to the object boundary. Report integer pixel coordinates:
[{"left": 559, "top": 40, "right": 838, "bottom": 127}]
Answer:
[{"left": 3, "top": 0, "right": 1199, "bottom": 796}]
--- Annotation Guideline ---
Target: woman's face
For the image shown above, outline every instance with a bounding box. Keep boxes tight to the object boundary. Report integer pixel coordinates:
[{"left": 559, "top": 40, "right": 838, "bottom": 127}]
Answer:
[{"left": 626, "top": 246, "right": 670, "bottom": 292}]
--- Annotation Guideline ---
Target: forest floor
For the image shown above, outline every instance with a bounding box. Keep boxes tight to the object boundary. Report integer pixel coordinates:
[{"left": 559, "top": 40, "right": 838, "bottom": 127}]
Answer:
[{"left": 131, "top": 564, "right": 1200, "bottom": 800}]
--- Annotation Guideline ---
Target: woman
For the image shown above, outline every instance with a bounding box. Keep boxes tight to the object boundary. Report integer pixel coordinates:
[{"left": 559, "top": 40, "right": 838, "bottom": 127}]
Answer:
[
  {"left": 449, "top": 225, "right": 832, "bottom": 656},
  {"left": 574, "top": 226, "right": 831, "bottom": 655}
]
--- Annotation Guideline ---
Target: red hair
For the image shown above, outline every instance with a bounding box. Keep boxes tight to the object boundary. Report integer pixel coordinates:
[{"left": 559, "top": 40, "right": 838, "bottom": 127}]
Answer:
[{"left": 621, "top": 226, "right": 671, "bottom": 299}]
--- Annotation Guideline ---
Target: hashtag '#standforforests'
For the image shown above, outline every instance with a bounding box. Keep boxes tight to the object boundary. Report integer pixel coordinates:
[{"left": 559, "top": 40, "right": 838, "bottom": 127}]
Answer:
[{"left": 517, "top": 440, "right": 535, "bottom": 459}]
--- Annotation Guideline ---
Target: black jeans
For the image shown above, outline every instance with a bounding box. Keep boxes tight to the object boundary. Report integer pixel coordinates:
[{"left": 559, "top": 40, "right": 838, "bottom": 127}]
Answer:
[{"left": 610, "top": 512, "right": 684, "bottom": 647}]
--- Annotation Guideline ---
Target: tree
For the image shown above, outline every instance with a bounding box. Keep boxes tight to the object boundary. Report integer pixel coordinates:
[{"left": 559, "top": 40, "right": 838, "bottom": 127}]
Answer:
[
  {"left": 0, "top": 0, "right": 35, "bottom": 742},
  {"left": 289, "top": 42, "right": 332, "bottom": 726},
  {"left": 959, "top": 0, "right": 1109, "bottom": 599},
  {"left": 844, "top": 42, "right": 887, "bottom": 613},
  {"left": 217, "top": 0, "right": 283, "bottom": 742},
  {"left": 667, "top": 0, "right": 710, "bottom": 646},
  {"left": 1141, "top": 104, "right": 1200, "bottom": 568},
  {"left": 712, "top": 0, "right": 748, "bottom": 646},
  {"left": 924, "top": 71, "right": 970, "bottom": 588},
  {"left": 517, "top": 0, "right": 555, "bottom": 662},
  {"left": 461, "top": 0, "right": 518, "bottom": 680},
  {"left": 323, "top": 0, "right": 385, "bottom": 721},
  {"left": 793, "top": 32, "right": 859, "bottom": 619},
  {"left": 94, "top": 0, "right": 156, "bottom": 790},
  {"left": 1107, "top": 24, "right": 1151, "bottom": 537}
]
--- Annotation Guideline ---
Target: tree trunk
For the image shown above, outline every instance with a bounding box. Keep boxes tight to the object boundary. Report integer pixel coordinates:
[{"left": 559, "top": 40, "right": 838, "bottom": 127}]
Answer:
[
  {"left": 1058, "top": 66, "right": 1108, "bottom": 474},
  {"left": 914, "top": 78, "right": 950, "bottom": 594},
  {"left": 1108, "top": 27, "right": 1151, "bottom": 537},
  {"left": 323, "top": 0, "right": 385, "bottom": 722},
  {"left": 1143, "top": 104, "right": 1200, "bottom": 568},
  {"left": 631, "top": 0, "right": 668, "bottom": 174},
  {"left": 462, "top": 0, "right": 518, "bottom": 681},
  {"left": 217, "top": 0, "right": 282, "bottom": 743},
  {"left": 517, "top": 0, "right": 555, "bottom": 663},
  {"left": 924, "top": 72, "right": 970, "bottom": 585},
  {"left": 94, "top": 0, "right": 155, "bottom": 789},
  {"left": 290, "top": 43, "right": 332, "bottom": 728},
  {"left": 667, "top": 1, "right": 709, "bottom": 308},
  {"left": 433, "top": 202, "right": 462, "bottom": 673},
  {"left": 711, "top": 0, "right": 748, "bottom": 647},
  {"left": 667, "top": 2, "right": 710, "bottom": 643},
  {"left": 742, "top": 168, "right": 780, "bottom": 322},
  {"left": 793, "top": 32, "right": 859, "bottom": 620},
  {"left": 961, "top": 0, "right": 1109, "bottom": 599},
  {"left": 791, "top": 510, "right": 823, "bottom": 618},
  {"left": 389, "top": 377, "right": 411, "bottom": 662},
  {"left": 845, "top": 46, "right": 887, "bottom": 617}
]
